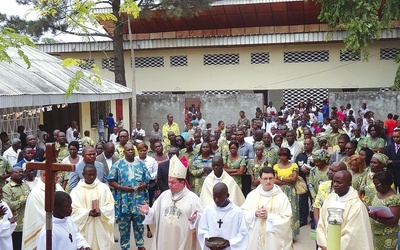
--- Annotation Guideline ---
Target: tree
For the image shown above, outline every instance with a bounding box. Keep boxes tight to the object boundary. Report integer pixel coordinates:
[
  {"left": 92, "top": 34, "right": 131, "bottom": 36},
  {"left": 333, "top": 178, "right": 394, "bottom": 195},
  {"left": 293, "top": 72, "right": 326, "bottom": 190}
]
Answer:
[
  {"left": 1, "top": 0, "right": 215, "bottom": 87},
  {"left": 1, "top": 0, "right": 215, "bottom": 127},
  {"left": 314, "top": 0, "right": 400, "bottom": 89}
]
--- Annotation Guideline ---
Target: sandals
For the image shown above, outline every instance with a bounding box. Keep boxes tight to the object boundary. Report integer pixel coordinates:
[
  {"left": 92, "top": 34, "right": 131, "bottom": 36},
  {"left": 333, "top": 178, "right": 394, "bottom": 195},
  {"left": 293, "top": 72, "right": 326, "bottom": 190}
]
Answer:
[{"left": 147, "top": 230, "right": 153, "bottom": 238}]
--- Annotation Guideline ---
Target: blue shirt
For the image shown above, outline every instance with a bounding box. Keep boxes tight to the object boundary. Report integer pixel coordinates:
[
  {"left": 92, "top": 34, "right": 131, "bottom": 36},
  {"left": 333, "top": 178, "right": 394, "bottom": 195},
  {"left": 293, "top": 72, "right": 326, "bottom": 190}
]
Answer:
[
  {"left": 106, "top": 117, "right": 115, "bottom": 129},
  {"left": 321, "top": 104, "right": 329, "bottom": 119},
  {"left": 68, "top": 160, "right": 106, "bottom": 191}
]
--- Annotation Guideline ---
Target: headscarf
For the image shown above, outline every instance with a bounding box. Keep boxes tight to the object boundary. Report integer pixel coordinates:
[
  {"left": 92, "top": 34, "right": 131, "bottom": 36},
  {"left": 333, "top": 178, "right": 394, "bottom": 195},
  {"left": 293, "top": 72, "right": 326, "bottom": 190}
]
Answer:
[
  {"left": 312, "top": 149, "right": 330, "bottom": 164},
  {"left": 372, "top": 153, "right": 389, "bottom": 167}
]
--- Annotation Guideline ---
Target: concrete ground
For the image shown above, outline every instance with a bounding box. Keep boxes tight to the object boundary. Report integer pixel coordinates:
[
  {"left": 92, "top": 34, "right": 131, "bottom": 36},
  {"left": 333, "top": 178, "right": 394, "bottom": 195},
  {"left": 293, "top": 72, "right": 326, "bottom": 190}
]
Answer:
[{"left": 111, "top": 223, "right": 316, "bottom": 250}]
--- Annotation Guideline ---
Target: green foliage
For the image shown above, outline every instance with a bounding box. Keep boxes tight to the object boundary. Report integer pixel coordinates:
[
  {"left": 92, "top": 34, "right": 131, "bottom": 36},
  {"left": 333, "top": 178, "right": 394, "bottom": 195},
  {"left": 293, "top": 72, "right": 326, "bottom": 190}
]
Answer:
[
  {"left": 120, "top": 0, "right": 140, "bottom": 18},
  {"left": 62, "top": 57, "right": 102, "bottom": 98},
  {"left": 0, "top": 27, "right": 36, "bottom": 68},
  {"left": 315, "top": 0, "right": 400, "bottom": 89}
]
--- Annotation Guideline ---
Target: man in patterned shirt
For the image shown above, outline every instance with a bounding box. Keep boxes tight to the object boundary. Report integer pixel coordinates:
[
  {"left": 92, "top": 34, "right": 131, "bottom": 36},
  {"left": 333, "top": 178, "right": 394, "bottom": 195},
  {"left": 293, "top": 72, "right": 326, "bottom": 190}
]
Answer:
[
  {"left": 0, "top": 154, "right": 11, "bottom": 188},
  {"left": 3, "top": 166, "right": 30, "bottom": 250},
  {"left": 108, "top": 143, "right": 151, "bottom": 250}
]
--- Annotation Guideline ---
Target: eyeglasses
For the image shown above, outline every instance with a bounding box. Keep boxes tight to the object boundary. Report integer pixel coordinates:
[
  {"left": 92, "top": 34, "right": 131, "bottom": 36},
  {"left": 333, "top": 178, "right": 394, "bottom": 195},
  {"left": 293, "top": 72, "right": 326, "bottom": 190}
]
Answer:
[{"left": 375, "top": 183, "right": 382, "bottom": 187}]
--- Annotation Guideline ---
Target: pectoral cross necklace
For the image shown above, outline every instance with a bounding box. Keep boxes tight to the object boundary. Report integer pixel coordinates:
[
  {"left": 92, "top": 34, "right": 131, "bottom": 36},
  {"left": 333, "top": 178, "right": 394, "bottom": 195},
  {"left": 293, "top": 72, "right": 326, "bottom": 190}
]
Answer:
[
  {"left": 216, "top": 209, "right": 229, "bottom": 228},
  {"left": 59, "top": 224, "right": 73, "bottom": 242}
]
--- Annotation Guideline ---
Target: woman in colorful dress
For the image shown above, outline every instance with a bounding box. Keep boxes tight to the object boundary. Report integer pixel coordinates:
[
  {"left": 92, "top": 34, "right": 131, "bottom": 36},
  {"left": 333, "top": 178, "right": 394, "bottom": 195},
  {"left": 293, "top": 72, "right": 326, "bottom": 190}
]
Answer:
[
  {"left": 308, "top": 149, "right": 330, "bottom": 200},
  {"left": 247, "top": 144, "right": 268, "bottom": 190},
  {"left": 360, "top": 153, "right": 389, "bottom": 206},
  {"left": 273, "top": 147, "right": 300, "bottom": 237},
  {"left": 364, "top": 124, "right": 385, "bottom": 153},
  {"left": 369, "top": 171, "right": 400, "bottom": 250},
  {"left": 346, "top": 154, "right": 368, "bottom": 194},
  {"left": 224, "top": 141, "right": 246, "bottom": 189},
  {"left": 190, "top": 142, "right": 214, "bottom": 196}
]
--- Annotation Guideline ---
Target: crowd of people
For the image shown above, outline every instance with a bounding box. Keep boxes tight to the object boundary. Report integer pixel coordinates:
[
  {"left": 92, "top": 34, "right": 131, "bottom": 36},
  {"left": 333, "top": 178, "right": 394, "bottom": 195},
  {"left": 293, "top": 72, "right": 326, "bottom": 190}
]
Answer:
[{"left": 0, "top": 100, "right": 399, "bottom": 250}]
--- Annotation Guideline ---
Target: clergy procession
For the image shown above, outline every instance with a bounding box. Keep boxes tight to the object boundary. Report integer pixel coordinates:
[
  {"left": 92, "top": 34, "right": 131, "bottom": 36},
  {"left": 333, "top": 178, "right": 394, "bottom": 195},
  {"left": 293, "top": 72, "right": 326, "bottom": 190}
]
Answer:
[{"left": 0, "top": 99, "right": 400, "bottom": 250}]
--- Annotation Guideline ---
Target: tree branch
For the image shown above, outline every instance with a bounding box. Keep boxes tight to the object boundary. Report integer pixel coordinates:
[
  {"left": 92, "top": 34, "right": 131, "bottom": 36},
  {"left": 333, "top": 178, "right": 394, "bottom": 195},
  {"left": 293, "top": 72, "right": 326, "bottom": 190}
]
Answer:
[{"left": 49, "top": 25, "right": 112, "bottom": 38}]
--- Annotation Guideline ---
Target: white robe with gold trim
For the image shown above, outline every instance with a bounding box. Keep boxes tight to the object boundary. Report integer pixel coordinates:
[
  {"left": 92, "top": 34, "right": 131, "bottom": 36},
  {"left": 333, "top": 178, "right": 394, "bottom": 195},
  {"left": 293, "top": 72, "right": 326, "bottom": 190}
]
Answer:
[
  {"left": 142, "top": 187, "right": 204, "bottom": 250},
  {"left": 22, "top": 179, "right": 64, "bottom": 250},
  {"left": 241, "top": 184, "right": 293, "bottom": 250},
  {"left": 316, "top": 187, "right": 374, "bottom": 250},
  {"left": 70, "top": 178, "right": 115, "bottom": 250},
  {"left": 200, "top": 170, "right": 245, "bottom": 207}
]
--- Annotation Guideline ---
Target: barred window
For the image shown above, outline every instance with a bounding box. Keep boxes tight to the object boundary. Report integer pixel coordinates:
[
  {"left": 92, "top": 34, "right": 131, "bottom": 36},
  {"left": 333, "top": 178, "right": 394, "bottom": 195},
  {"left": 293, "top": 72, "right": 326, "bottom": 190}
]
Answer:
[
  {"left": 101, "top": 58, "right": 114, "bottom": 70},
  {"left": 79, "top": 59, "right": 95, "bottom": 70},
  {"left": 90, "top": 101, "right": 111, "bottom": 127},
  {"left": 251, "top": 52, "right": 270, "bottom": 64},
  {"left": 340, "top": 50, "right": 360, "bottom": 62},
  {"left": 380, "top": 48, "right": 400, "bottom": 60},
  {"left": 139, "top": 91, "right": 165, "bottom": 95},
  {"left": 135, "top": 57, "right": 164, "bottom": 68},
  {"left": 170, "top": 55, "right": 188, "bottom": 67},
  {"left": 284, "top": 50, "right": 329, "bottom": 63},
  {"left": 204, "top": 90, "right": 240, "bottom": 95},
  {"left": 204, "top": 53, "right": 239, "bottom": 66}
]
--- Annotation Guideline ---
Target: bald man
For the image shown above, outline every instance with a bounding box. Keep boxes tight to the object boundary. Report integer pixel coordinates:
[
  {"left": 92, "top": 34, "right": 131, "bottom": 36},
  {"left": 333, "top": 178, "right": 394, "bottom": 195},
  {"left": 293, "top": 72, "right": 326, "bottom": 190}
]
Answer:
[
  {"left": 316, "top": 170, "right": 373, "bottom": 250},
  {"left": 197, "top": 183, "right": 248, "bottom": 250}
]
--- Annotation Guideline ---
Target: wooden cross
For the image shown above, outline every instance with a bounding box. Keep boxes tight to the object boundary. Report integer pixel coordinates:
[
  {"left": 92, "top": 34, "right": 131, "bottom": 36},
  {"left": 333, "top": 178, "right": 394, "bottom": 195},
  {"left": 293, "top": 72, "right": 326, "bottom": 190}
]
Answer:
[
  {"left": 217, "top": 219, "right": 223, "bottom": 228},
  {"left": 26, "top": 143, "right": 75, "bottom": 250}
]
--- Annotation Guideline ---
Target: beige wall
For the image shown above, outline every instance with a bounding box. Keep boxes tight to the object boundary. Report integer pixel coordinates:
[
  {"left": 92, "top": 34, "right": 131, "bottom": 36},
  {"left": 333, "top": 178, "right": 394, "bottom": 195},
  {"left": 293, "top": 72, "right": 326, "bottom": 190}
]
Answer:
[{"left": 59, "top": 39, "right": 399, "bottom": 92}]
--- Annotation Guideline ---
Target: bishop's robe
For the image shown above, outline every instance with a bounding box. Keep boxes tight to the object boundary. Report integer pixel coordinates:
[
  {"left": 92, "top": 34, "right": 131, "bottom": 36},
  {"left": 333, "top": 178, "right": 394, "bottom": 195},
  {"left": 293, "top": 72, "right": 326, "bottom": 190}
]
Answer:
[
  {"left": 70, "top": 178, "right": 115, "bottom": 250},
  {"left": 241, "top": 184, "right": 293, "bottom": 250},
  {"left": 22, "top": 179, "right": 64, "bottom": 250},
  {"left": 142, "top": 187, "right": 204, "bottom": 250},
  {"left": 197, "top": 201, "right": 249, "bottom": 250},
  {"left": 316, "top": 187, "right": 374, "bottom": 250},
  {"left": 200, "top": 170, "right": 245, "bottom": 207}
]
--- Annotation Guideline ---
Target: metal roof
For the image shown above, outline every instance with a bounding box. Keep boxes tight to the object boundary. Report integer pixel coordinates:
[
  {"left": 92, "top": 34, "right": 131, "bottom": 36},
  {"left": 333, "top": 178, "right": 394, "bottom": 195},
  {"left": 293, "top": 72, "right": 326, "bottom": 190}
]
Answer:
[
  {"left": 38, "top": 29, "right": 400, "bottom": 53},
  {"left": 0, "top": 46, "right": 132, "bottom": 108}
]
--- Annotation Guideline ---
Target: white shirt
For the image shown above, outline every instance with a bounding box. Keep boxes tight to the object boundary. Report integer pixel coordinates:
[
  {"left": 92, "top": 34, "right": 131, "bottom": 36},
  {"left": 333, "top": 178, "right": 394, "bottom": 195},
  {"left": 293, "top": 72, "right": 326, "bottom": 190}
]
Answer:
[
  {"left": 132, "top": 128, "right": 146, "bottom": 143},
  {"left": 135, "top": 155, "right": 158, "bottom": 180},
  {"left": 109, "top": 133, "right": 118, "bottom": 144},
  {"left": 3, "top": 147, "right": 20, "bottom": 167}
]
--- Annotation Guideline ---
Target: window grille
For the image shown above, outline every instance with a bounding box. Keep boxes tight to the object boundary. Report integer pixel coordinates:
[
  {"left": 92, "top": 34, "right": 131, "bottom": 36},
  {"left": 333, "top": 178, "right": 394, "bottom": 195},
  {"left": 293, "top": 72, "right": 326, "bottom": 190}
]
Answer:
[
  {"left": 140, "top": 91, "right": 165, "bottom": 95},
  {"left": 380, "top": 48, "right": 400, "bottom": 60},
  {"left": 204, "top": 90, "right": 240, "bottom": 95},
  {"left": 135, "top": 57, "right": 164, "bottom": 68},
  {"left": 90, "top": 101, "right": 111, "bottom": 127},
  {"left": 203, "top": 53, "right": 239, "bottom": 66},
  {"left": 283, "top": 89, "right": 328, "bottom": 109},
  {"left": 340, "top": 50, "right": 360, "bottom": 62},
  {"left": 251, "top": 52, "right": 270, "bottom": 64},
  {"left": 101, "top": 58, "right": 114, "bottom": 70},
  {"left": 284, "top": 50, "right": 329, "bottom": 63},
  {"left": 170, "top": 55, "right": 188, "bottom": 67},
  {"left": 78, "top": 59, "right": 95, "bottom": 70}
]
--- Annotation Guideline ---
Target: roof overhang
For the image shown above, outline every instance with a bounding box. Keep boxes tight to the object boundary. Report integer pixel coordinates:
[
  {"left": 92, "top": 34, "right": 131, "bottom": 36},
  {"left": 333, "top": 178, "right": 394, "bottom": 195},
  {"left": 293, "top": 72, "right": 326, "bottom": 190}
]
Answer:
[
  {"left": 0, "top": 46, "right": 132, "bottom": 108},
  {"left": 99, "top": 0, "right": 321, "bottom": 36}
]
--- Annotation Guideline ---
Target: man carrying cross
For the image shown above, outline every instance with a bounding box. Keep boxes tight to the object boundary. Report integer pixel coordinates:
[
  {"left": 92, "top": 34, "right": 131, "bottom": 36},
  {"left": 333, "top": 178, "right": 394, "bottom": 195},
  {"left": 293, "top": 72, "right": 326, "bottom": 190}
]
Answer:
[
  {"left": 22, "top": 144, "right": 75, "bottom": 250},
  {"left": 197, "top": 182, "right": 249, "bottom": 250}
]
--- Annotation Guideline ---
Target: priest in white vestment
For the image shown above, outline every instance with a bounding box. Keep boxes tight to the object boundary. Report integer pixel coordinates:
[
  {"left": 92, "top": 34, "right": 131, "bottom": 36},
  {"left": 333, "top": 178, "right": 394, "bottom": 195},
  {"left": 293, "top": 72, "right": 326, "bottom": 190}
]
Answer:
[
  {"left": 316, "top": 170, "right": 373, "bottom": 250},
  {"left": 198, "top": 182, "right": 248, "bottom": 250},
  {"left": 200, "top": 156, "right": 245, "bottom": 207},
  {"left": 36, "top": 191, "right": 90, "bottom": 250},
  {"left": 70, "top": 165, "right": 115, "bottom": 250},
  {"left": 241, "top": 166, "right": 293, "bottom": 250},
  {"left": 22, "top": 170, "right": 64, "bottom": 250},
  {"left": 0, "top": 198, "right": 17, "bottom": 249},
  {"left": 139, "top": 155, "right": 204, "bottom": 250}
]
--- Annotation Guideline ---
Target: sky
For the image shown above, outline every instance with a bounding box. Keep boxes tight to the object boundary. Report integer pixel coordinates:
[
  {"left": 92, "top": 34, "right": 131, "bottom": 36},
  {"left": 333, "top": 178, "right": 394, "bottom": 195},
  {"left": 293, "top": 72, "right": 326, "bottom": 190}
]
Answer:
[{"left": 0, "top": 0, "right": 110, "bottom": 43}]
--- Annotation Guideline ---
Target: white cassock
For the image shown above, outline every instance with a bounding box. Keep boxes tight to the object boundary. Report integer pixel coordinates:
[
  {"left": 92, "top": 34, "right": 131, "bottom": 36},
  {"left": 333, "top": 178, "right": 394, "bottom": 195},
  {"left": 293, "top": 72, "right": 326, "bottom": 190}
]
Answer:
[
  {"left": 197, "top": 200, "right": 248, "bottom": 250},
  {"left": 70, "top": 178, "right": 115, "bottom": 250},
  {"left": 316, "top": 187, "right": 374, "bottom": 250},
  {"left": 241, "top": 184, "right": 293, "bottom": 250},
  {"left": 22, "top": 179, "right": 64, "bottom": 250},
  {"left": 36, "top": 216, "right": 90, "bottom": 250},
  {"left": 0, "top": 200, "right": 16, "bottom": 249},
  {"left": 200, "top": 170, "right": 245, "bottom": 207},
  {"left": 142, "top": 187, "right": 204, "bottom": 250}
]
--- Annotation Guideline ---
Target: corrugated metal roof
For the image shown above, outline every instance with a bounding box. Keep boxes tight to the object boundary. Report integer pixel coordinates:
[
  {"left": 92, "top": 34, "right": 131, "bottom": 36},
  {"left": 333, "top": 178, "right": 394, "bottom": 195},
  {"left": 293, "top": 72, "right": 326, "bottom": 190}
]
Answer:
[
  {"left": 0, "top": 46, "right": 132, "bottom": 108},
  {"left": 38, "top": 29, "right": 400, "bottom": 53}
]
